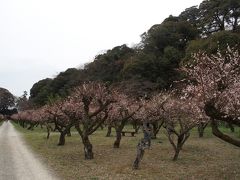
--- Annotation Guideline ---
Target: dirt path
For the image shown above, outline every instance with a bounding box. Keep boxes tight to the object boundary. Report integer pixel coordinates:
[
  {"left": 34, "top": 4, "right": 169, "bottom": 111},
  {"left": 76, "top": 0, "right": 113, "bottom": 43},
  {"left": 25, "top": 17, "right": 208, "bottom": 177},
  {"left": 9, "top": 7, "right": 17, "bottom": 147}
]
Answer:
[{"left": 0, "top": 121, "right": 58, "bottom": 180}]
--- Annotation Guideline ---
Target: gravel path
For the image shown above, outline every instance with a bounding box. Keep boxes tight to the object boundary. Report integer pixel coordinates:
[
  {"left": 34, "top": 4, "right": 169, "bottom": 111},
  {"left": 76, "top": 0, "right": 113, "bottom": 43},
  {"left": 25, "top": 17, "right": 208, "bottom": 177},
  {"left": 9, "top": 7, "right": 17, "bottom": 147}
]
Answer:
[{"left": 0, "top": 121, "right": 58, "bottom": 180}]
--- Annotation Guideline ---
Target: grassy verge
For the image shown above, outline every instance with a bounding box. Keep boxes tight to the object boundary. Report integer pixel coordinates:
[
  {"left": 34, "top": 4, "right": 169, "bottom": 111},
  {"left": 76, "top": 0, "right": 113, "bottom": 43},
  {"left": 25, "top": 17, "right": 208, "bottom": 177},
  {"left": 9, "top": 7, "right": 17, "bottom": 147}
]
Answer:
[{"left": 13, "top": 123, "right": 240, "bottom": 180}]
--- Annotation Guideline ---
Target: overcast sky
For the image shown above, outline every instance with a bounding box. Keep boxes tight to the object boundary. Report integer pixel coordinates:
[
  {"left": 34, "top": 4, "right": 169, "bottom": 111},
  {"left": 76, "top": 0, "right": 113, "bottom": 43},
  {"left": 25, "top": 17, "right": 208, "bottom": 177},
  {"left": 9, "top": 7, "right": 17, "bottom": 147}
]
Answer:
[{"left": 0, "top": 0, "right": 203, "bottom": 97}]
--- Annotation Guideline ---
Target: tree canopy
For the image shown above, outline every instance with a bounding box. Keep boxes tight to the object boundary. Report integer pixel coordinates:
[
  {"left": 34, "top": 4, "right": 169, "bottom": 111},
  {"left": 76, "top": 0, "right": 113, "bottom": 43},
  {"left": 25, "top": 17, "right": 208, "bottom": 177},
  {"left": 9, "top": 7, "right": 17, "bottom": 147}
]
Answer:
[
  {"left": 0, "top": 87, "right": 15, "bottom": 115},
  {"left": 29, "top": 0, "right": 240, "bottom": 107}
]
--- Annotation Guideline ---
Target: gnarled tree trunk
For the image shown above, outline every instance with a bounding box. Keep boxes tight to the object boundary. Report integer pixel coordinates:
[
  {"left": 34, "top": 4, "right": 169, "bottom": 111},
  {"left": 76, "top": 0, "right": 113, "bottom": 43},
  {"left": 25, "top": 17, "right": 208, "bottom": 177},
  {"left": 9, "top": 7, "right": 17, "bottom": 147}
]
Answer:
[
  {"left": 198, "top": 122, "right": 208, "bottom": 138},
  {"left": 133, "top": 139, "right": 146, "bottom": 169},
  {"left": 58, "top": 131, "right": 66, "bottom": 146},
  {"left": 106, "top": 126, "right": 112, "bottom": 137},
  {"left": 166, "top": 129, "right": 190, "bottom": 161},
  {"left": 204, "top": 101, "right": 240, "bottom": 147},
  {"left": 211, "top": 119, "right": 240, "bottom": 147},
  {"left": 113, "top": 119, "right": 128, "bottom": 148},
  {"left": 114, "top": 129, "right": 122, "bottom": 148},
  {"left": 132, "top": 121, "right": 140, "bottom": 133},
  {"left": 47, "top": 127, "right": 50, "bottom": 139},
  {"left": 172, "top": 133, "right": 190, "bottom": 161},
  {"left": 82, "top": 136, "right": 94, "bottom": 160},
  {"left": 151, "top": 121, "right": 164, "bottom": 139},
  {"left": 67, "top": 128, "right": 71, "bottom": 137}
]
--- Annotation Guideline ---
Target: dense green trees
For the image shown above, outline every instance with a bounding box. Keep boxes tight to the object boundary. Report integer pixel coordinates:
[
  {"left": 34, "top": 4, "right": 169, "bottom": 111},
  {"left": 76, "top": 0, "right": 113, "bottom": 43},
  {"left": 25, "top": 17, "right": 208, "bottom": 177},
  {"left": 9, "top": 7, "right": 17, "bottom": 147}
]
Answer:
[
  {"left": 199, "top": 0, "right": 240, "bottom": 34},
  {"left": 0, "top": 87, "right": 15, "bottom": 115},
  {"left": 29, "top": 78, "right": 53, "bottom": 106},
  {"left": 142, "top": 18, "right": 199, "bottom": 54},
  {"left": 48, "top": 68, "right": 83, "bottom": 97},
  {"left": 179, "top": 0, "right": 240, "bottom": 35},
  {"left": 16, "top": 91, "right": 32, "bottom": 111},
  {"left": 85, "top": 44, "right": 134, "bottom": 82},
  {"left": 29, "top": 0, "right": 240, "bottom": 107},
  {"left": 179, "top": 6, "right": 200, "bottom": 28},
  {"left": 121, "top": 17, "right": 198, "bottom": 89},
  {"left": 183, "top": 31, "right": 240, "bottom": 63}
]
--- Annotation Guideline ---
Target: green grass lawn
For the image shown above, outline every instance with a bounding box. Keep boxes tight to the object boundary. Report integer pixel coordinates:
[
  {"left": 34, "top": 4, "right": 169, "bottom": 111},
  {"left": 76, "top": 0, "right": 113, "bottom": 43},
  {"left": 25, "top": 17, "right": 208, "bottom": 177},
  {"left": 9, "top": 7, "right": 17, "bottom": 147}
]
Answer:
[{"left": 13, "top": 123, "right": 240, "bottom": 180}]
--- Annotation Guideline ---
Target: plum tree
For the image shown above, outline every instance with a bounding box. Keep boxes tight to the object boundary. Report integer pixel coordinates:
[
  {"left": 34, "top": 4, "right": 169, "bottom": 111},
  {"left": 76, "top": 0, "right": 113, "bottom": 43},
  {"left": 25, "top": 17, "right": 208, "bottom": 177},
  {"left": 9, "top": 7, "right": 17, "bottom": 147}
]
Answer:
[{"left": 183, "top": 47, "right": 240, "bottom": 147}]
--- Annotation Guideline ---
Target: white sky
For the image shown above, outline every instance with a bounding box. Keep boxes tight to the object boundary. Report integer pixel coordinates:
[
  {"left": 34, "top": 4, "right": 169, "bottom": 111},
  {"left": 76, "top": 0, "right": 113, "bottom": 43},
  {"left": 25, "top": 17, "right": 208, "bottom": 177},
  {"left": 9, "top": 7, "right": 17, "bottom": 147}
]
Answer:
[{"left": 0, "top": 0, "right": 203, "bottom": 96}]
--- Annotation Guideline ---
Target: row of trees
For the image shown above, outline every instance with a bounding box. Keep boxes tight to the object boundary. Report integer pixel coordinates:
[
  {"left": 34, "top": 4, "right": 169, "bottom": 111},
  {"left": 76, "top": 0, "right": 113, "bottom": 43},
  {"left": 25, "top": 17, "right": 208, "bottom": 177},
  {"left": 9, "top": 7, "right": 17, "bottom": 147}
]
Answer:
[
  {"left": 12, "top": 84, "right": 205, "bottom": 162},
  {"left": 11, "top": 48, "right": 240, "bottom": 169},
  {"left": 13, "top": 83, "right": 127, "bottom": 159}
]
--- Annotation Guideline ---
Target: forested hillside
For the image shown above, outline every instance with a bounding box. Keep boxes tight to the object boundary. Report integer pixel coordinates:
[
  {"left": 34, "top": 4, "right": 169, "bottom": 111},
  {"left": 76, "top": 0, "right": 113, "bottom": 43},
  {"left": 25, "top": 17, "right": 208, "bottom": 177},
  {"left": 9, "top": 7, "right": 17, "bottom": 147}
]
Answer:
[{"left": 29, "top": 0, "right": 240, "bottom": 107}]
